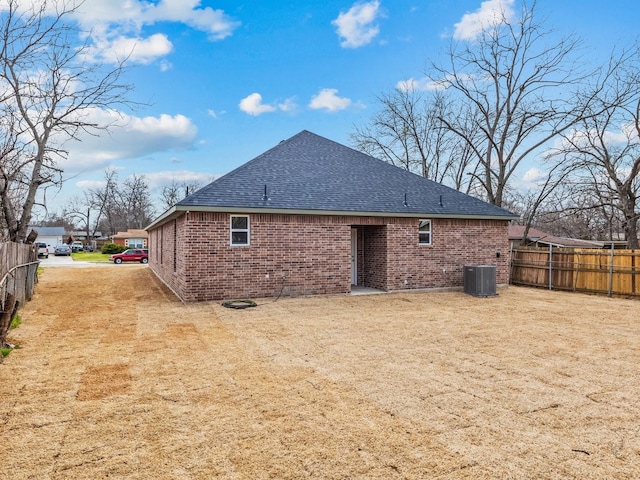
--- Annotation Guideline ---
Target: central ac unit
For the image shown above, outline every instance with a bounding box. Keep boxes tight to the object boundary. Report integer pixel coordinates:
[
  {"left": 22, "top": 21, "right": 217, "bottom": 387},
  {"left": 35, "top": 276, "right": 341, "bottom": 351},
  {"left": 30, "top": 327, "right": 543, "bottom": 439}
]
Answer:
[{"left": 464, "top": 265, "right": 497, "bottom": 297}]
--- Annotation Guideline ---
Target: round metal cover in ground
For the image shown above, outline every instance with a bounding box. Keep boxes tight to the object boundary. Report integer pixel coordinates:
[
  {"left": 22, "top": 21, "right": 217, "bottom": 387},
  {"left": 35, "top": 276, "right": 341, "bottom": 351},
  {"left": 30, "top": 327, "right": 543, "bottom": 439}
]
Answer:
[{"left": 221, "top": 299, "right": 257, "bottom": 309}]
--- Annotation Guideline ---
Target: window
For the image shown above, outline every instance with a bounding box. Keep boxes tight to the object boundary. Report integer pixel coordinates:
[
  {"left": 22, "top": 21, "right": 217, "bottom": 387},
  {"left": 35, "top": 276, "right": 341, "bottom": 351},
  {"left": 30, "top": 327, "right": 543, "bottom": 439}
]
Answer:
[
  {"left": 419, "top": 219, "right": 431, "bottom": 245},
  {"left": 230, "top": 215, "right": 250, "bottom": 245},
  {"left": 127, "top": 238, "right": 145, "bottom": 249}
]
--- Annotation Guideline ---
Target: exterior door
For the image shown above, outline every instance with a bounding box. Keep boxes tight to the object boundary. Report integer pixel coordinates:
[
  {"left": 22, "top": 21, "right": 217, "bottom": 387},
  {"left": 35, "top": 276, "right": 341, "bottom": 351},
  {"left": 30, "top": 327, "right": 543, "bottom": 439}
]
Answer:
[{"left": 351, "top": 228, "right": 357, "bottom": 285}]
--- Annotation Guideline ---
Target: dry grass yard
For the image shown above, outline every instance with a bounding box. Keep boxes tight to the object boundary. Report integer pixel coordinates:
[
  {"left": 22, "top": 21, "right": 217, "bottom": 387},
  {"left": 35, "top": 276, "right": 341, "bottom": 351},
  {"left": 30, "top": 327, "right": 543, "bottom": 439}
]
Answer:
[{"left": 1, "top": 266, "right": 639, "bottom": 479}]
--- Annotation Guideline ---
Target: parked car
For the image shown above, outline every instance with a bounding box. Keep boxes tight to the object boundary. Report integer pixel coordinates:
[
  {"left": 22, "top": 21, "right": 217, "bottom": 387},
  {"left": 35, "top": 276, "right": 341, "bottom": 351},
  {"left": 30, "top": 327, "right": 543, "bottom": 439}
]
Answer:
[
  {"left": 109, "top": 248, "right": 149, "bottom": 264},
  {"left": 71, "top": 241, "right": 84, "bottom": 252},
  {"left": 37, "top": 242, "right": 49, "bottom": 258},
  {"left": 54, "top": 244, "right": 72, "bottom": 256}
]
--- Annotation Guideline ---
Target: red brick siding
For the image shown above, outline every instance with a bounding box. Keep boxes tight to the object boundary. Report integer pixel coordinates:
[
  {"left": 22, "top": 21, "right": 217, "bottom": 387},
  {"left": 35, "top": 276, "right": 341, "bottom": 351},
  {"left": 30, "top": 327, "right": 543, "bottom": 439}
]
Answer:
[
  {"left": 149, "top": 217, "right": 187, "bottom": 299},
  {"left": 359, "top": 225, "right": 387, "bottom": 290},
  {"left": 149, "top": 213, "right": 510, "bottom": 302},
  {"left": 384, "top": 218, "right": 509, "bottom": 290}
]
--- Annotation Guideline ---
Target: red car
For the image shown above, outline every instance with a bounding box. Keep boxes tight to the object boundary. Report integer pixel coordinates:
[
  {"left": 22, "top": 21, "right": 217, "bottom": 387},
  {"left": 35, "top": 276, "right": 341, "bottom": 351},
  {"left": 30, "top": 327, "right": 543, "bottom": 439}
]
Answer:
[{"left": 109, "top": 248, "right": 149, "bottom": 264}]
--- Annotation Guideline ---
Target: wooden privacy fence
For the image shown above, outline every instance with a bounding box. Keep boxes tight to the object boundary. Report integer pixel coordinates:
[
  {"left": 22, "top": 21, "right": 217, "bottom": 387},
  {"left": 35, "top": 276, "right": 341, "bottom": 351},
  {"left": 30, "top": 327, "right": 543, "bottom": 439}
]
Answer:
[
  {"left": 1, "top": 242, "right": 39, "bottom": 346},
  {"left": 510, "top": 247, "right": 640, "bottom": 297}
]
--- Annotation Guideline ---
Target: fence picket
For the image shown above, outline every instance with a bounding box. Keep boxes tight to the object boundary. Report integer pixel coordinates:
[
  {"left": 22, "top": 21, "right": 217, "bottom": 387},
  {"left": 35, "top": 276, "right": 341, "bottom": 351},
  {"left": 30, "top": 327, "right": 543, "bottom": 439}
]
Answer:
[
  {"left": 511, "top": 247, "right": 640, "bottom": 297},
  {"left": 1, "top": 242, "right": 40, "bottom": 346}
]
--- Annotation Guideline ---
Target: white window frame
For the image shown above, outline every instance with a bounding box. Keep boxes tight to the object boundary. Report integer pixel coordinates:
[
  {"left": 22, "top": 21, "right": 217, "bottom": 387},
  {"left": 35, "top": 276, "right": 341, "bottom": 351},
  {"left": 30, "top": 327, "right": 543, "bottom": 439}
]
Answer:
[
  {"left": 419, "top": 219, "right": 432, "bottom": 245},
  {"left": 230, "top": 215, "right": 250, "bottom": 246},
  {"left": 128, "top": 238, "right": 144, "bottom": 249}
]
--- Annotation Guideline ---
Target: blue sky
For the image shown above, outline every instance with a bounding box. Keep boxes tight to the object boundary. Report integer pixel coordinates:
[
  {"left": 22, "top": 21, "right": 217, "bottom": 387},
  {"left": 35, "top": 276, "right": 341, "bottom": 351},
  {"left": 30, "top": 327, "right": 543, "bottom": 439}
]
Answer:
[{"left": 23, "top": 0, "right": 640, "bottom": 217}]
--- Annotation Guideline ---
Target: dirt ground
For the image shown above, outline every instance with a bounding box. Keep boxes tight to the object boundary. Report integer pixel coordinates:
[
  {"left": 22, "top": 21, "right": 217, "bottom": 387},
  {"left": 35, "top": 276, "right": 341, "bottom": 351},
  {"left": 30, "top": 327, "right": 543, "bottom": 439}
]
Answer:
[{"left": 1, "top": 266, "right": 639, "bottom": 479}]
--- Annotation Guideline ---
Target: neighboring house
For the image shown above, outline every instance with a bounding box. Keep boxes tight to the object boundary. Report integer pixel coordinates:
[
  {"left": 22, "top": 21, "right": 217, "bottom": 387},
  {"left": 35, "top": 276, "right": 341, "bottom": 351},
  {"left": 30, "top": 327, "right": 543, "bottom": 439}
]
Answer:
[
  {"left": 29, "top": 226, "right": 65, "bottom": 250},
  {"left": 70, "top": 230, "right": 103, "bottom": 241},
  {"left": 111, "top": 229, "right": 149, "bottom": 249},
  {"left": 146, "top": 130, "right": 518, "bottom": 302},
  {"left": 508, "top": 225, "right": 604, "bottom": 249}
]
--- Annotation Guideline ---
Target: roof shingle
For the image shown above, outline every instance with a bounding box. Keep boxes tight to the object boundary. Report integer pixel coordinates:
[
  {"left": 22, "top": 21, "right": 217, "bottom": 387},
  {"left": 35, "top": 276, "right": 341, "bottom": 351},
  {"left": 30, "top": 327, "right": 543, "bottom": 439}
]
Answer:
[{"left": 177, "top": 130, "right": 516, "bottom": 219}]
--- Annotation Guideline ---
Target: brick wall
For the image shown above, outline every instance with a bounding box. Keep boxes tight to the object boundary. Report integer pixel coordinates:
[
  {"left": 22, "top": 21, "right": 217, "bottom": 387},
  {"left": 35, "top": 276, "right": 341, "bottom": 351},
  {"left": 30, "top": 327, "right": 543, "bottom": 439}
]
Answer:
[
  {"left": 149, "top": 212, "right": 510, "bottom": 302},
  {"left": 385, "top": 218, "right": 510, "bottom": 291},
  {"left": 360, "top": 225, "right": 387, "bottom": 290}
]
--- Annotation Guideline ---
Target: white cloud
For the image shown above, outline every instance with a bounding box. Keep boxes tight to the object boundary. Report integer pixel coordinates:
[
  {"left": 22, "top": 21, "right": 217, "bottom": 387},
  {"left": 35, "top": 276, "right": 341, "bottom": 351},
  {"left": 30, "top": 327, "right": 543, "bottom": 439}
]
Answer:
[
  {"left": 82, "top": 33, "right": 173, "bottom": 64},
  {"left": 308, "top": 89, "right": 353, "bottom": 112},
  {"left": 6, "top": 1, "right": 240, "bottom": 65},
  {"left": 59, "top": 108, "right": 198, "bottom": 171},
  {"left": 75, "top": 179, "right": 111, "bottom": 190},
  {"left": 332, "top": 0, "right": 381, "bottom": 48},
  {"left": 522, "top": 167, "right": 546, "bottom": 184},
  {"left": 396, "top": 77, "right": 444, "bottom": 92},
  {"left": 239, "top": 93, "right": 277, "bottom": 116},
  {"left": 142, "top": 170, "right": 216, "bottom": 190},
  {"left": 278, "top": 97, "right": 299, "bottom": 113},
  {"left": 556, "top": 125, "right": 639, "bottom": 152},
  {"left": 238, "top": 94, "right": 298, "bottom": 116},
  {"left": 453, "top": 0, "right": 514, "bottom": 41},
  {"left": 73, "top": 0, "right": 240, "bottom": 40}
]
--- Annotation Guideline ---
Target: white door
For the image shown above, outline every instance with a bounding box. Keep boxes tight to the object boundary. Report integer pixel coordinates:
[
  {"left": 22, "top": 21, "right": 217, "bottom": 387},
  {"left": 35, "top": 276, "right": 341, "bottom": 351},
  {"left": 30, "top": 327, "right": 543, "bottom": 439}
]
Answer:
[{"left": 351, "top": 228, "right": 357, "bottom": 285}]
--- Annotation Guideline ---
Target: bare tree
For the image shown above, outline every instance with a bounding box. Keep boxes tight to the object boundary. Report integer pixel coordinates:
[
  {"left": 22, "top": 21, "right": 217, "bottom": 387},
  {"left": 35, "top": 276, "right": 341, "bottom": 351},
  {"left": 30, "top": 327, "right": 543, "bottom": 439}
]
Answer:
[
  {"left": 508, "top": 160, "right": 578, "bottom": 241},
  {"left": 432, "top": 1, "right": 594, "bottom": 207},
  {"left": 350, "top": 87, "right": 478, "bottom": 192},
  {"left": 119, "top": 173, "right": 155, "bottom": 229},
  {"left": 61, "top": 195, "right": 90, "bottom": 236},
  {"left": 85, "top": 168, "right": 119, "bottom": 236},
  {"left": 0, "top": 0, "right": 133, "bottom": 242},
  {"left": 535, "top": 184, "right": 621, "bottom": 241},
  {"left": 550, "top": 46, "right": 640, "bottom": 248},
  {"left": 159, "top": 179, "right": 204, "bottom": 212}
]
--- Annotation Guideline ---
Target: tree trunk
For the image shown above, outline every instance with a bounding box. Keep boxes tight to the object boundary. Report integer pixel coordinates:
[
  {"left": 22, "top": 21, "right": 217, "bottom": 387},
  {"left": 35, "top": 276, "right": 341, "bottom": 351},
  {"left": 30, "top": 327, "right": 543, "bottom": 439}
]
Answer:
[
  {"left": 625, "top": 215, "right": 639, "bottom": 249},
  {"left": 0, "top": 293, "right": 17, "bottom": 347}
]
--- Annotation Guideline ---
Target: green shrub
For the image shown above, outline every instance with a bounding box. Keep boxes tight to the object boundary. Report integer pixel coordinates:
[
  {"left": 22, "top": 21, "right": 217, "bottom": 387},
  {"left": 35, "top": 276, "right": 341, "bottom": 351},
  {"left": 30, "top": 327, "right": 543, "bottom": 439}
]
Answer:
[
  {"left": 10, "top": 314, "right": 21, "bottom": 329},
  {"left": 101, "top": 243, "right": 127, "bottom": 254}
]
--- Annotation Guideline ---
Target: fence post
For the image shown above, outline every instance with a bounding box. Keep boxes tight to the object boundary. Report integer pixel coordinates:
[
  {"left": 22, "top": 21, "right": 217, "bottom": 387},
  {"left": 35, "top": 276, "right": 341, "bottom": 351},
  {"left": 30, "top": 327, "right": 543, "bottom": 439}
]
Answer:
[
  {"left": 548, "top": 244, "right": 553, "bottom": 290},
  {"left": 608, "top": 244, "right": 614, "bottom": 297},
  {"left": 509, "top": 242, "right": 514, "bottom": 284}
]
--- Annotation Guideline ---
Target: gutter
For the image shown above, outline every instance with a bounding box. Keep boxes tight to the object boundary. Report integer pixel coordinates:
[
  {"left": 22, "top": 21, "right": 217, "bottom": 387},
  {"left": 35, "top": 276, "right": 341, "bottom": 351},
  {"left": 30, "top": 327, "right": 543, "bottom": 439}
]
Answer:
[{"left": 146, "top": 204, "right": 518, "bottom": 231}]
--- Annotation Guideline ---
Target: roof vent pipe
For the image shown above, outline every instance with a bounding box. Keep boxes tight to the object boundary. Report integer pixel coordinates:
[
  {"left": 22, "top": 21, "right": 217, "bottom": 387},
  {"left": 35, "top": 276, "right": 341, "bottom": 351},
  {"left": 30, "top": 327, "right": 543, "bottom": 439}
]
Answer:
[
  {"left": 262, "top": 184, "right": 269, "bottom": 201},
  {"left": 403, "top": 192, "right": 409, "bottom": 207},
  {"left": 439, "top": 195, "right": 443, "bottom": 207}
]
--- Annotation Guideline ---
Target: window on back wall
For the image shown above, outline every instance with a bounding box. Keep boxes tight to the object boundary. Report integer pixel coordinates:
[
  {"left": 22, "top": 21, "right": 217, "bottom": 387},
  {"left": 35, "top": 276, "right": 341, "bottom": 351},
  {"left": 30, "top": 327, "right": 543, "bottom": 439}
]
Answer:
[
  {"left": 230, "top": 215, "right": 250, "bottom": 246},
  {"left": 419, "top": 219, "right": 432, "bottom": 245}
]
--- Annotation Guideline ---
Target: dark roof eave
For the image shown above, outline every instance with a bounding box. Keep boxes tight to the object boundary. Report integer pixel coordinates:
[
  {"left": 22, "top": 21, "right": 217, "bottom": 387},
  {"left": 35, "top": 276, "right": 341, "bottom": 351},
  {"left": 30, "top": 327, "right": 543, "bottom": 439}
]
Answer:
[
  {"left": 146, "top": 204, "right": 517, "bottom": 230},
  {"left": 145, "top": 205, "right": 179, "bottom": 231}
]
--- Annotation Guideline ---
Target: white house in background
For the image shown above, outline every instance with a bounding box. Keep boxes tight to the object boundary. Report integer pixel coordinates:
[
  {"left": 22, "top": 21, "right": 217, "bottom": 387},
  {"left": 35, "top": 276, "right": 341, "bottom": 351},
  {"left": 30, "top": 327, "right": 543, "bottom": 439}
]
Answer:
[{"left": 29, "top": 226, "right": 65, "bottom": 249}]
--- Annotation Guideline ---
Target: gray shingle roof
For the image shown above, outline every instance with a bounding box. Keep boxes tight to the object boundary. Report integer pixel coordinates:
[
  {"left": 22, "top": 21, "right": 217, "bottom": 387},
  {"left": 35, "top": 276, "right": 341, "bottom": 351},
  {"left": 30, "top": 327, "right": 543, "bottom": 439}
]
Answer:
[
  {"left": 176, "top": 130, "right": 516, "bottom": 219},
  {"left": 29, "top": 226, "right": 66, "bottom": 236}
]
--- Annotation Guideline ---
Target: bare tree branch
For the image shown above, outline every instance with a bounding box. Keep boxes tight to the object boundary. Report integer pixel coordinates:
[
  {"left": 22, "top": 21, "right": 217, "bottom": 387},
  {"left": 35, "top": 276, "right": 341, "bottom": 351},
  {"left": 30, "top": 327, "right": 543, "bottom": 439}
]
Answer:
[{"left": 0, "top": 0, "right": 134, "bottom": 242}]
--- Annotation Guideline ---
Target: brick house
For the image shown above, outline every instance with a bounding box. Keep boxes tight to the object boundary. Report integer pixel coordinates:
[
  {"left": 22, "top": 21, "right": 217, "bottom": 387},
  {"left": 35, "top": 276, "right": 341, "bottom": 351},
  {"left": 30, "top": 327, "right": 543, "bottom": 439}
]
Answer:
[
  {"left": 146, "top": 131, "right": 517, "bottom": 302},
  {"left": 111, "top": 229, "right": 149, "bottom": 249}
]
